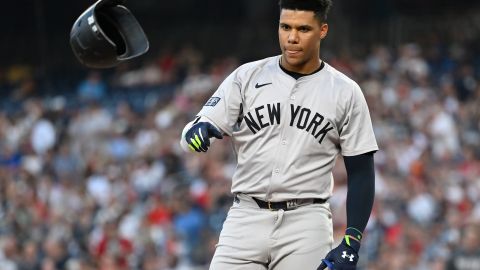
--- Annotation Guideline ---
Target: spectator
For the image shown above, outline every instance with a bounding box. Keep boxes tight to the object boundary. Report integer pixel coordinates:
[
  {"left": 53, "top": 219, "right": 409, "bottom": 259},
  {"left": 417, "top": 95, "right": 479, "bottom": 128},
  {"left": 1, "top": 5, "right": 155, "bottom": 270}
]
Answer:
[
  {"left": 446, "top": 225, "right": 480, "bottom": 270},
  {"left": 93, "top": 220, "right": 133, "bottom": 269},
  {"left": 77, "top": 72, "right": 107, "bottom": 102}
]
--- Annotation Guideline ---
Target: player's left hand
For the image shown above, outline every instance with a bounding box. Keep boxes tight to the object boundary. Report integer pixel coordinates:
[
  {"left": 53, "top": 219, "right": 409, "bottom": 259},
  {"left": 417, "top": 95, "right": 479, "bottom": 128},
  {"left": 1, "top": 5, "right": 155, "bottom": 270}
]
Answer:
[{"left": 317, "top": 232, "right": 361, "bottom": 270}]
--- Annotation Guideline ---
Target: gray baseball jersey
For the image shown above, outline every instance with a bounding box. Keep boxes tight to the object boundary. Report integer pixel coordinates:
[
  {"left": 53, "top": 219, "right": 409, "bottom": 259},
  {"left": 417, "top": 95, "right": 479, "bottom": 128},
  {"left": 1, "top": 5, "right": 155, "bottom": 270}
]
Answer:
[{"left": 197, "top": 55, "right": 378, "bottom": 201}]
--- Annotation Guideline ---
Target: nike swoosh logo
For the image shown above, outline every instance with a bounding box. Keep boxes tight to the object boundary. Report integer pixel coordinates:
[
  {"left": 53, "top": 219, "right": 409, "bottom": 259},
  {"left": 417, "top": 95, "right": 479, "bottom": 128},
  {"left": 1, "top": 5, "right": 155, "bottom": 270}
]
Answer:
[{"left": 255, "top": 82, "right": 272, "bottom": 89}]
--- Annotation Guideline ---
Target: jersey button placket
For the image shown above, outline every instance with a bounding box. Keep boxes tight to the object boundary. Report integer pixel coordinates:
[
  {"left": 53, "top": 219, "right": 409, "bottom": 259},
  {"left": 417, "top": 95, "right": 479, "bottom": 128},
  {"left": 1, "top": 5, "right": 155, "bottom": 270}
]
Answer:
[{"left": 266, "top": 81, "right": 296, "bottom": 200}]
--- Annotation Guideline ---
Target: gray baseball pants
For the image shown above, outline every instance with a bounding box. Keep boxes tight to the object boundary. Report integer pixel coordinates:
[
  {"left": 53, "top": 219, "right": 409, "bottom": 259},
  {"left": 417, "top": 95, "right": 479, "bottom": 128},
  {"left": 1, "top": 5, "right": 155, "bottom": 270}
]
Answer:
[{"left": 209, "top": 193, "right": 333, "bottom": 270}]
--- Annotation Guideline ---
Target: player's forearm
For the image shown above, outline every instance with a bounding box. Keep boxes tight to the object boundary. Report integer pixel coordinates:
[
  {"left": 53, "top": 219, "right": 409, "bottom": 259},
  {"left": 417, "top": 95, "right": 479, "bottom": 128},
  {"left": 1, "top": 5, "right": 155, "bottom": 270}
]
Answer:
[{"left": 343, "top": 152, "right": 375, "bottom": 233}]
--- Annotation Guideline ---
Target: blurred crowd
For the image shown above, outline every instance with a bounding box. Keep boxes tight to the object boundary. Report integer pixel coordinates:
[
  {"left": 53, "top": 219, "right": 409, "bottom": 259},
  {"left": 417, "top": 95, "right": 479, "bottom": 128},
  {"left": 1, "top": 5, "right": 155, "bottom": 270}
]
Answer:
[{"left": 1, "top": 37, "right": 480, "bottom": 270}]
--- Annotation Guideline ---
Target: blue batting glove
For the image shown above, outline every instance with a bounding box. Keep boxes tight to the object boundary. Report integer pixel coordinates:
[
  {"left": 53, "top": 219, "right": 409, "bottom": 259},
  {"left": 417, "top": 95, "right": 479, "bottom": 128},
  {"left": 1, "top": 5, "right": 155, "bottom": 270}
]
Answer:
[
  {"left": 184, "top": 122, "right": 223, "bottom": 152},
  {"left": 317, "top": 228, "right": 362, "bottom": 270}
]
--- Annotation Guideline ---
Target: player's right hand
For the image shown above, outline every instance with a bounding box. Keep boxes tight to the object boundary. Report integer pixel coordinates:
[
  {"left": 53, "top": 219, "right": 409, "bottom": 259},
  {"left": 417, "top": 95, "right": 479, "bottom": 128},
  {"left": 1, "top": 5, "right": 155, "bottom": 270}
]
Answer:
[{"left": 184, "top": 122, "right": 223, "bottom": 152}]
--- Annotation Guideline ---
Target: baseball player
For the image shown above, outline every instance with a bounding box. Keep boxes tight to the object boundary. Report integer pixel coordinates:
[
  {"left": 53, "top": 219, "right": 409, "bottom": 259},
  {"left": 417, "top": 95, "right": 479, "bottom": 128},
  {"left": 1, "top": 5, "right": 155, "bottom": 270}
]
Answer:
[{"left": 180, "top": 0, "right": 377, "bottom": 269}]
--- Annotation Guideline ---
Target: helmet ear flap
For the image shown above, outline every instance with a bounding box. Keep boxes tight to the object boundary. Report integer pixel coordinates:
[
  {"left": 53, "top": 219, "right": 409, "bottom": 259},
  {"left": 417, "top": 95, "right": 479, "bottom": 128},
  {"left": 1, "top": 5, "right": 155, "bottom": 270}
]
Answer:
[
  {"left": 70, "top": 0, "right": 149, "bottom": 68},
  {"left": 97, "top": 4, "right": 149, "bottom": 61},
  {"left": 95, "top": 8, "right": 127, "bottom": 56}
]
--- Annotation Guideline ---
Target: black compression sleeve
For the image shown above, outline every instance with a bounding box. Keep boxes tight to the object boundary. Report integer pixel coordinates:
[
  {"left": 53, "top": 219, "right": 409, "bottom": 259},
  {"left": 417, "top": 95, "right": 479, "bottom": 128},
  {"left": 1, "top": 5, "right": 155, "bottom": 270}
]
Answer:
[{"left": 343, "top": 152, "right": 375, "bottom": 233}]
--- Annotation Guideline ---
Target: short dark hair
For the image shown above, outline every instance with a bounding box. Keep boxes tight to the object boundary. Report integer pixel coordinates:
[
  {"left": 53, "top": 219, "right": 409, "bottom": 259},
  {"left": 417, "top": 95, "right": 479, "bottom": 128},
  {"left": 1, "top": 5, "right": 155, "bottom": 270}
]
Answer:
[{"left": 279, "top": 0, "right": 333, "bottom": 23}]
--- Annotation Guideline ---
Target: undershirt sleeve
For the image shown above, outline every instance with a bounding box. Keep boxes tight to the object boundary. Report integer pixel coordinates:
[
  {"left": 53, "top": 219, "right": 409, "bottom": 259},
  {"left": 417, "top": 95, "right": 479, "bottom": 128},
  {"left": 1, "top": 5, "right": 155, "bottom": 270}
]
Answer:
[{"left": 343, "top": 152, "right": 375, "bottom": 233}]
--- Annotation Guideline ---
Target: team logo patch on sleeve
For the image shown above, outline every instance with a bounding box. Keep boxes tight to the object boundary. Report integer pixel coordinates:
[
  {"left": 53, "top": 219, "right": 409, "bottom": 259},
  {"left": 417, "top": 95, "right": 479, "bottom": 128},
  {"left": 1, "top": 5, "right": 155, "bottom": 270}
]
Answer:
[{"left": 205, "top": 97, "right": 221, "bottom": 107}]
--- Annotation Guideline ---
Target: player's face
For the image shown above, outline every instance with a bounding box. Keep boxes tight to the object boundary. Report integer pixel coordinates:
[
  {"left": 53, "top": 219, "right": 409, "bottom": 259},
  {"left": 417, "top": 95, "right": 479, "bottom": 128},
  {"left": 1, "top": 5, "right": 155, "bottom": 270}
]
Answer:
[{"left": 278, "top": 9, "right": 328, "bottom": 74}]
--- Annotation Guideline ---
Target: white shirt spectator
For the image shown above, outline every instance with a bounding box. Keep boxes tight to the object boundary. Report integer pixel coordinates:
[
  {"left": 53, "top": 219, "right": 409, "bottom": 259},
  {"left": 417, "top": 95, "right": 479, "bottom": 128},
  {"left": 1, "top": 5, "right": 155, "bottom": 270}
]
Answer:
[
  {"left": 407, "top": 192, "right": 437, "bottom": 225},
  {"left": 31, "top": 119, "right": 56, "bottom": 155},
  {"left": 87, "top": 174, "right": 112, "bottom": 207},
  {"left": 429, "top": 106, "right": 460, "bottom": 158}
]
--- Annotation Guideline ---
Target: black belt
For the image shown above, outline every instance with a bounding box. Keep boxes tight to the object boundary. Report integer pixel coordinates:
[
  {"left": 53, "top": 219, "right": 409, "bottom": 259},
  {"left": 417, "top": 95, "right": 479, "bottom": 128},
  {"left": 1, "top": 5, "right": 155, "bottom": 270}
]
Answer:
[{"left": 251, "top": 197, "right": 327, "bottom": 211}]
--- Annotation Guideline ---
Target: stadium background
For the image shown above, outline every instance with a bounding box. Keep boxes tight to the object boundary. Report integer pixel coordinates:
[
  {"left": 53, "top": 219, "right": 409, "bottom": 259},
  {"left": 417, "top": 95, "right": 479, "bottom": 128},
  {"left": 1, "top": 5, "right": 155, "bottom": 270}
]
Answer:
[{"left": 1, "top": 0, "right": 480, "bottom": 269}]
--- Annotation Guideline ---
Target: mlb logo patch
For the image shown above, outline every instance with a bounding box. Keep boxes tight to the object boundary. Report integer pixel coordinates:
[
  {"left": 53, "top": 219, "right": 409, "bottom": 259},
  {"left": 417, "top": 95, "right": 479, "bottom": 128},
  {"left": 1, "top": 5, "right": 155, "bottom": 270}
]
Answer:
[{"left": 205, "top": 97, "right": 221, "bottom": 107}]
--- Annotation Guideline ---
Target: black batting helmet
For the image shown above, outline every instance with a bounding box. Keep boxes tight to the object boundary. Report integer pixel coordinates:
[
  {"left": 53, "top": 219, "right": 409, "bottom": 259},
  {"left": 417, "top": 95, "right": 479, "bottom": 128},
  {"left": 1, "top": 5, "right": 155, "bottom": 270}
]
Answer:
[{"left": 70, "top": 0, "right": 149, "bottom": 68}]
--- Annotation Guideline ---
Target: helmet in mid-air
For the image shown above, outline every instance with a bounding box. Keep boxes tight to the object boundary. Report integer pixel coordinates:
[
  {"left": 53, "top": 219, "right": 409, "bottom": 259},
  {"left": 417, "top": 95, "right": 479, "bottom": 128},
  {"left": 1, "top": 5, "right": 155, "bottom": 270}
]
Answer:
[{"left": 70, "top": 0, "right": 149, "bottom": 68}]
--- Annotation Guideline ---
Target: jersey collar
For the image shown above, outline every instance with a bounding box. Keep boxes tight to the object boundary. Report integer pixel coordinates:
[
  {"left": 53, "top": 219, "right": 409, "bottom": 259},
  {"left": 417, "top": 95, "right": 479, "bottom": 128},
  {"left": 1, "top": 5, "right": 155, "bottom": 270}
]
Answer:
[{"left": 279, "top": 59, "right": 325, "bottom": 80}]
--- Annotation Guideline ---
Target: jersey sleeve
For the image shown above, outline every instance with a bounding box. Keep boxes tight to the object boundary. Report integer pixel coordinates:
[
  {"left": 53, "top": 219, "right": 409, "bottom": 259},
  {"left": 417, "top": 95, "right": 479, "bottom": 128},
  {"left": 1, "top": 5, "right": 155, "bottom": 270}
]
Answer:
[
  {"left": 339, "top": 83, "right": 379, "bottom": 156},
  {"left": 196, "top": 70, "right": 243, "bottom": 136}
]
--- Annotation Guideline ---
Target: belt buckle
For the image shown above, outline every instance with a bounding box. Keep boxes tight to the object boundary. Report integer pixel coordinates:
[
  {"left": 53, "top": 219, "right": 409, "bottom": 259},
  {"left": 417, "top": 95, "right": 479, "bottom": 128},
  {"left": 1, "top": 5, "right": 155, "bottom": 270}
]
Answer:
[
  {"left": 286, "top": 199, "right": 298, "bottom": 210},
  {"left": 268, "top": 201, "right": 273, "bottom": 210}
]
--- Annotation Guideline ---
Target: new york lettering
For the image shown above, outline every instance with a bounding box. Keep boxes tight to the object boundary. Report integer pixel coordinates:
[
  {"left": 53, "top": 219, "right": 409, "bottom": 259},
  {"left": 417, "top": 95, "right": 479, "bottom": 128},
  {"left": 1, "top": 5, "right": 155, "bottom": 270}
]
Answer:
[
  {"left": 289, "top": 104, "right": 334, "bottom": 144},
  {"left": 242, "top": 103, "right": 334, "bottom": 144},
  {"left": 244, "top": 103, "right": 281, "bottom": 134}
]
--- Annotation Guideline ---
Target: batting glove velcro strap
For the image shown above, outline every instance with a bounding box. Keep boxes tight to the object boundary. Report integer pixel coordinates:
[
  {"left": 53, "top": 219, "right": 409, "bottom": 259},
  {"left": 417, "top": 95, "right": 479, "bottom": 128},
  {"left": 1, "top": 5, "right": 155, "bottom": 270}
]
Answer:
[
  {"left": 184, "top": 122, "right": 223, "bottom": 152},
  {"left": 317, "top": 228, "right": 362, "bottom": 270}
]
